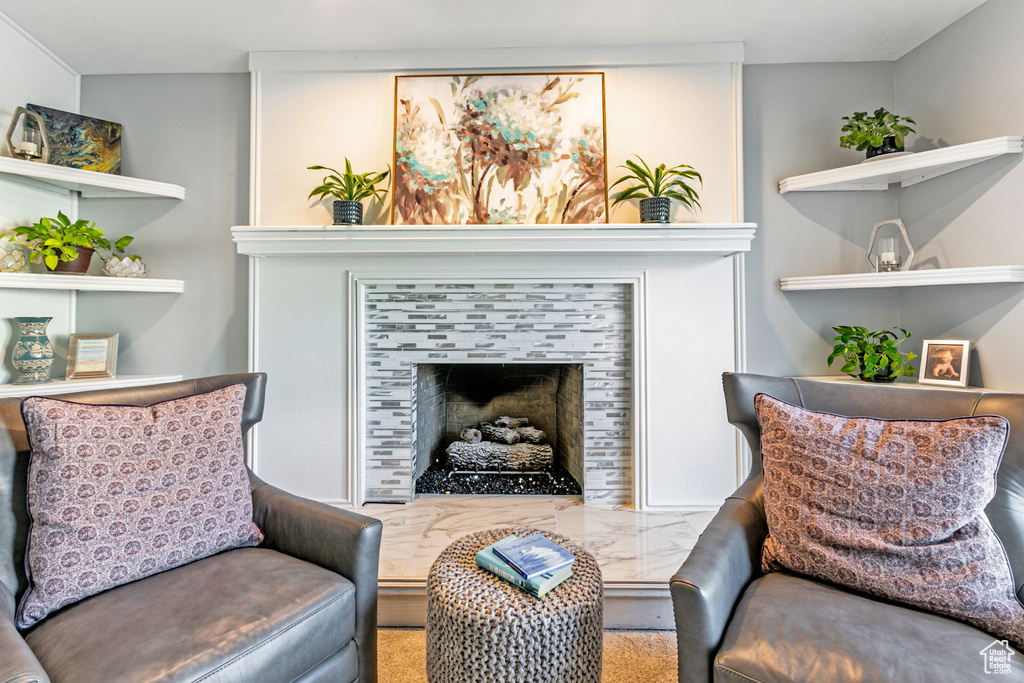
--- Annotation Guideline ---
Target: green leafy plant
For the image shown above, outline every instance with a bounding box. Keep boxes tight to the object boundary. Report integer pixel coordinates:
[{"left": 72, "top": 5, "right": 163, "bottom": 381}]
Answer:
[
  {"left": 3, "top": 212, "right": 134, "bottom": 270},
  {"left": 609, "top": 155, "right": 702, "bottom": 211},
  {"left": 827, "top": 326, "right": 918, "bottom": 381},
  {"left": 840, "top": 108, "right": 917, "bottom": 151},
  {"left": 308, "top": 159, "right": 390, "bottom": 204}
]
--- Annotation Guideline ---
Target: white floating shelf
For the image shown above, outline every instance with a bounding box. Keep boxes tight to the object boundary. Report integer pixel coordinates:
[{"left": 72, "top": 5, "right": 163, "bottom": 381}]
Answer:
[
  {"left": 780, "top": 265, "right": 1024, "bottom": 291},
  {"left": 0, "top": 272, "right": 184, "bottom": 293},
  {"left": 0, "top": 374, "right": 184, "bottom": 399},
  {"left": 778, "top": 136, "right": 1023, "bottom": 193},
  {"left": 0, "top": 156, "right": 185, "bottom": 199}
]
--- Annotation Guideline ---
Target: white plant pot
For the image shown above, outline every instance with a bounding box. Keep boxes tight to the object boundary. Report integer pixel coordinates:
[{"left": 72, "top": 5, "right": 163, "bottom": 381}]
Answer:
[{"left": 102, "top": 256, "right": 148, "bottom": 278}]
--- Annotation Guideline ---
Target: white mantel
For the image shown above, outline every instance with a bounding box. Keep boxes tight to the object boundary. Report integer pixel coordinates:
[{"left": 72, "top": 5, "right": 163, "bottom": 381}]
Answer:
[
  {"left": 232, "top": 223, "right": 757, "bottom": 256},
  {"left": 235, "top": 222, "right": 756, "bottom": 510}
]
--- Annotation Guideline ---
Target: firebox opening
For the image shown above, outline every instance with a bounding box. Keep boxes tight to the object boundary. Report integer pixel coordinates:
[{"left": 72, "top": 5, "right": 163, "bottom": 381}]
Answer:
[{"left": 413, "top": 363, "right": 584, "bottom": 496}]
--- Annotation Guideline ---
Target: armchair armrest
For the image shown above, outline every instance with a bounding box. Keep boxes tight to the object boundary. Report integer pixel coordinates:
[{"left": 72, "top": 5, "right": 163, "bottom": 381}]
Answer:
[
  {"left": 670, "top": 477, "right": 768, "bottom": 683},
  {"left": 249, "top": 473, "right": 383, "bottom": 683},
  {"left": 0, "top": 587, "right": 49, "bottom": 683}
]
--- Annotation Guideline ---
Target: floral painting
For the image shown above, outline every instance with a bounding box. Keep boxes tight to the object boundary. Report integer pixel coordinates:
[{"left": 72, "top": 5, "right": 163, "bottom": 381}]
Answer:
[{"left": 393, "top": 73, "right": 607, "bottom": 225}]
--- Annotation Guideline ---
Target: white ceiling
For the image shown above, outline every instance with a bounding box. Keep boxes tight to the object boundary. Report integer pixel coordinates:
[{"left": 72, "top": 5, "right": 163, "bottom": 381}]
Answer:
[{"left": 0, "top": 0, "right": 988, "bottom": 75}]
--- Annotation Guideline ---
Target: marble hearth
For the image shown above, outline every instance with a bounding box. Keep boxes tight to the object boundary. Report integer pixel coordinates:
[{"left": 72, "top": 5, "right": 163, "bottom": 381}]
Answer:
[{"left": 233, "top": 223, "right": 756, "bottom": 510}]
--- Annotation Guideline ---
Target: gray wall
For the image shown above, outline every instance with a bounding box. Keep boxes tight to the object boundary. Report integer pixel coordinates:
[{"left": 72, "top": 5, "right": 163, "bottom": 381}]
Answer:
[
  {"left": 895, "top": 0, "right": 1024, "bottom": 391},
  {"left": 76, "top": 74, "right": 250, "bottom": 379},
  {"left": 742, "top": 62, "right": 901, "bottom": 377}
]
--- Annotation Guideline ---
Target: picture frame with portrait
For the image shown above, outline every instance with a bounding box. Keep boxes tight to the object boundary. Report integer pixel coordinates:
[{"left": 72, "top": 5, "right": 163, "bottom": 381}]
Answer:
[
  {"left": 919, "top": 339, "right": 970, "bottom": 388},
  {"left": 65, "top": 333, "right": 118, "bottom": 380}
]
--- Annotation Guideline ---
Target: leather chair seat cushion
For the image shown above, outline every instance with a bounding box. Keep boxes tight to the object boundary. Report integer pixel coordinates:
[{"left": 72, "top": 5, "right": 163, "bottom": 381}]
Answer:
[
  {"left": 715, "top": 572, "right": 1024, "bottom": 683},
  {"left": 24, "top": 547, "right": 357, "bottom": 683}
]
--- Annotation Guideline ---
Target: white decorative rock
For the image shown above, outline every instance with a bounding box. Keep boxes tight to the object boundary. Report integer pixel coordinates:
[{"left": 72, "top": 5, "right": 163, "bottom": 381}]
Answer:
[{"left": 102, "top": 256, "right": 148, "bottom": 278}]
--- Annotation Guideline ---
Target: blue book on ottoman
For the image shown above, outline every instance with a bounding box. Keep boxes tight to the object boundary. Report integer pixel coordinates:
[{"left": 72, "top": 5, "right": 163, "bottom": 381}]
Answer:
[
  {"left": 475, "top": 537, "right": 573, "bottom": 597},
  {"left": 492, "top": 532, "right": 575, "bottom": 580}
]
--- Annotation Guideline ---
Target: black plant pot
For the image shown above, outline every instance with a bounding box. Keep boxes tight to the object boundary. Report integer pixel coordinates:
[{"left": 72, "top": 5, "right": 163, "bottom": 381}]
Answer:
[
  {"left": 865, "top": 135, "right": 905, "bottom": 159},
  {"left": 333, "top": 200, "right": 363, "bottom": 225},
  {"left": 639, "top": 196, "right": 671, "bottom": 224},
  {"left": 858, "top": 362, "right": 897, "bottom": 383}
]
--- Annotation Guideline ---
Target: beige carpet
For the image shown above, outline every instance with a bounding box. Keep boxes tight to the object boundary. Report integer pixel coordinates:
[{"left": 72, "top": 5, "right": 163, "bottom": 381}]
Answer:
[{"left": 379, "top": 628, "right": 677, "bottom": 682}]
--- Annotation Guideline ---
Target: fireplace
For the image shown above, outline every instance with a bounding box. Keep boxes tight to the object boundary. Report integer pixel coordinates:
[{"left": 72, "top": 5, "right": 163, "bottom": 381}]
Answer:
[
  {"left": 233, "top": 224, "right": 756, "bottom": 510},
  {"left": 363, "top": 280, "right": 632, "bottom": 504},
  {"left": 413, "top": 363, "right": 585, "bottom": 496}
]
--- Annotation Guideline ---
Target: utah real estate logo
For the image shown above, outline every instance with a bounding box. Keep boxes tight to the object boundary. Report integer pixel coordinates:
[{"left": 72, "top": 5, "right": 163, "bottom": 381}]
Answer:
[{"left": 980, "top": 640, "right": 1016, "bottom": 675}]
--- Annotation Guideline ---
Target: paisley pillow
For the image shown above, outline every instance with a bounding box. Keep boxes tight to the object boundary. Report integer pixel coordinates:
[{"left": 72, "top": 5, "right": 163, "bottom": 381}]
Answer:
[
  {"left": 755, "top": 393, "right": 1024, "bottom": 647},
  {"left": 16, "top": 384, "right": 263, "bottom": 630}
]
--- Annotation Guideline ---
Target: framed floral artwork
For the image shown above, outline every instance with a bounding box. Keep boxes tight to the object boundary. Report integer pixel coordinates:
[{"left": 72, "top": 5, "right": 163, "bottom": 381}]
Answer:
[{"left": 393, "top": 73, "right": 607, "bottom": 225}]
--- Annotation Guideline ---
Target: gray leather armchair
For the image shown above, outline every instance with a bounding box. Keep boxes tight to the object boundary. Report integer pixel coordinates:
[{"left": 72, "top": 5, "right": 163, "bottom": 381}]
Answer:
[
  {"left": 0, "top": 374, "right": 383, "bottom": 683},
  {"left": 671, "top": 372, "right": 1024, "bottom": 682}
]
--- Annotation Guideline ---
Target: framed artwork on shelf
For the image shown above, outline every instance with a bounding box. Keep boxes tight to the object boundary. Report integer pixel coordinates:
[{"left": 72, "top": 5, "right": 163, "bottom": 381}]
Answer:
[
  {"left": 66, "top": 333, "right": 119, "bottom": 380},
  {"left": 393, "top": 72, "right": 608, "bottom": 225},
  {"left": 919, "top": 339, "right": 970, "bottom": 388},
  {"left": 26, "top": 104, "right": 122, "bottom": 175}
]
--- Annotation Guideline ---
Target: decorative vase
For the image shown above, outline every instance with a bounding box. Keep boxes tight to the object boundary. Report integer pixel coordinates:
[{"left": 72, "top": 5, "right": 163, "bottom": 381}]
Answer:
[
  {"left": 49, "top": 247, "right": 93, "bottom": 275},
  {"left": 333, "top": 200, "right": 363, "bottom": 225},
  {"left": 865, "top": 135, "right": 904, "bottom": 159},
  {"left": 11, "top": 316, "right": 54, "bottom": 384},
  {"left": 639, "top": 196, "right": 671, "bottom": 224},
  {"left": 102, "top": 256, "right": 147, "bottom": 278}
]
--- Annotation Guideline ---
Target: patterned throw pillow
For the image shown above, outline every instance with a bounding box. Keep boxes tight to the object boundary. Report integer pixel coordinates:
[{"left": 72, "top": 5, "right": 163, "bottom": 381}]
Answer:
[
  {"left": 16, "top": 384, "right": 263, "bottom": 630},
  {"left": 755, "top": 393, "right": 1024, "bottom": 648}
]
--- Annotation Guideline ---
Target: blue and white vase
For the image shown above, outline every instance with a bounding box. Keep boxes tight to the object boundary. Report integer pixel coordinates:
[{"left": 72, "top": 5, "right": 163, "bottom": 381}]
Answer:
[{"left": 11, "top": 316, "right": 54, "bottom": 384}]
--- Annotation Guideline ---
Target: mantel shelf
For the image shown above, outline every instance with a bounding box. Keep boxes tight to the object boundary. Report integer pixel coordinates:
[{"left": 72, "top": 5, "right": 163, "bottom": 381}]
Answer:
[
  {"left": 232, "top": 223, "right": 757, "bottom": 257},
  {"left": 0, "top": 156, "right": 185, "bottom": 199},
  {"left": 779, "top": 265, "right": 1024, "bottom": 291},
  {"left": 778, "top": 135, "right": 1023, "bottom": 193},
  {"left": 0, "top": 375, "right": 184, "bottom": 399},
  {"left": 0, "top": 272, "right": 184, "bottom": 293}
]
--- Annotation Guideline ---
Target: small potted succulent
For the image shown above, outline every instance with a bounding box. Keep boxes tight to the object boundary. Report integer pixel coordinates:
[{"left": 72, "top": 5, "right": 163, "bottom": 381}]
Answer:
[
  {"left": 609, "top": 155, "right": 702, "bottom": 224},
  {"left": 827, "top": 325, "right": 917, "bottom": 383},
  {"left": 2, "top": 212, "right": 136, "bottom": 275},
  {"left": 308, "top": 159, "right": 390, "bottom": 225},
  {"left": 840, "top": 108, "right": 917, "bottom": 159}
]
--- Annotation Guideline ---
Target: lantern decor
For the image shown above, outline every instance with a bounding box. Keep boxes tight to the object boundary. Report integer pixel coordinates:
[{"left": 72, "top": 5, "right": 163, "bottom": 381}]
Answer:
[
  {"left": 866, "top": 218, "right": 915, "bottom": 273},
  {"left": 4, "top": 106, "right": 50, "bottom": 163}
]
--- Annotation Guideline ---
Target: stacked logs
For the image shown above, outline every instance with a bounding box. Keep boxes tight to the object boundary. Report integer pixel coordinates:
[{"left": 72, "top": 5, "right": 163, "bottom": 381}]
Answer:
[{"left": 447, "top": 416, "right": 553, "bottom": 470}]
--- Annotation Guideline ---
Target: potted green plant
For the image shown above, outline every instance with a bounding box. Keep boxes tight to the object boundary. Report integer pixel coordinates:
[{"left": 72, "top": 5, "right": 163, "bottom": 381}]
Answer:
[
  {"left": 827, "top": 326, "right": 918, "bottom": 382},
  {"left": 609, "top": 155, "right": 702, "bottom": 224},
  {"left": 2, "top": 211, "right": 135, "bottom": 275},
  {"left": 840, "top": 108, "right": 917, "bottom": 159},
  {"left": 308, "top": 159, "right": 390, "bottom": 225}
]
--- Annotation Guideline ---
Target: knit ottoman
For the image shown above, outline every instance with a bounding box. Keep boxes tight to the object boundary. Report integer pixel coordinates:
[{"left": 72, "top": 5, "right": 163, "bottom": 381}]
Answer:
[{"left": 425, "top": 527, "right": 603, "bottom": 683}]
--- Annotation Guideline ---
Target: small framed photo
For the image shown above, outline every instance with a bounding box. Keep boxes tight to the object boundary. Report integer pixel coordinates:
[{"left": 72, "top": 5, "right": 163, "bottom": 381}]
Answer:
[
  {"left": 919, "top": 340, "right": 970, "bottom": 388},
  {"left": 65, "top": 333, "right": 118, "bottom": 380}
]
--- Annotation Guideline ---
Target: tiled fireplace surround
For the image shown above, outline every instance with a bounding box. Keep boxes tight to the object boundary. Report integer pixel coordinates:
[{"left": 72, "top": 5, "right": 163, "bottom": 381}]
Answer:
[
  {"left": 365, "top": 281, "right": 632, "bottom": 503},
  {"left": 233, "top": 224, "right": 756, "bottom": 509}
]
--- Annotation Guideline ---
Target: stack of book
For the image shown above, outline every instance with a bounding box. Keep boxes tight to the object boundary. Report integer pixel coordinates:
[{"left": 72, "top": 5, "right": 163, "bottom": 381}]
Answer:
[{"left": 475, "top": 533, "right": 576, "bottom": 598}]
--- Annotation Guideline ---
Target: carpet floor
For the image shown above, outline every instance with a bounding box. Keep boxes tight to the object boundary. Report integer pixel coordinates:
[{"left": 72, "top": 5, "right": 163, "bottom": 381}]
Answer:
[{"left": 378, "top": 628, "right": 678, "bottom": 682}]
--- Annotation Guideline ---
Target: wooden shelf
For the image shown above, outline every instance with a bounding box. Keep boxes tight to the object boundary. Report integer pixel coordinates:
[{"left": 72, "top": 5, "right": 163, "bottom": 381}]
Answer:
[
  {"left": 779, "top": 265, "right": 1024, "bottom": 291},
  {"left": 0, "top": 374, "right": 184, "bottom": 399},
  {"left": 778, "top": 136, "right": 1023, "bottom": 193},
  {"left": 0, "top": 156, "right": 185, "bottom": 199},
  {"left": 0, "top": 272, "right": 184, "bottom": 293}
]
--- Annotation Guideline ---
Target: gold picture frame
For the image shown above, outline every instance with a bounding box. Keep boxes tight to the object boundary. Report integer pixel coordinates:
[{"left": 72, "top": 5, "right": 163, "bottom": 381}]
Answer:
[
  {"left": 66, "top": 333, "right": 118, "bottom": 380},
  {"left": 393, "top": 72, "right": 608, "bottom": 225}
]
